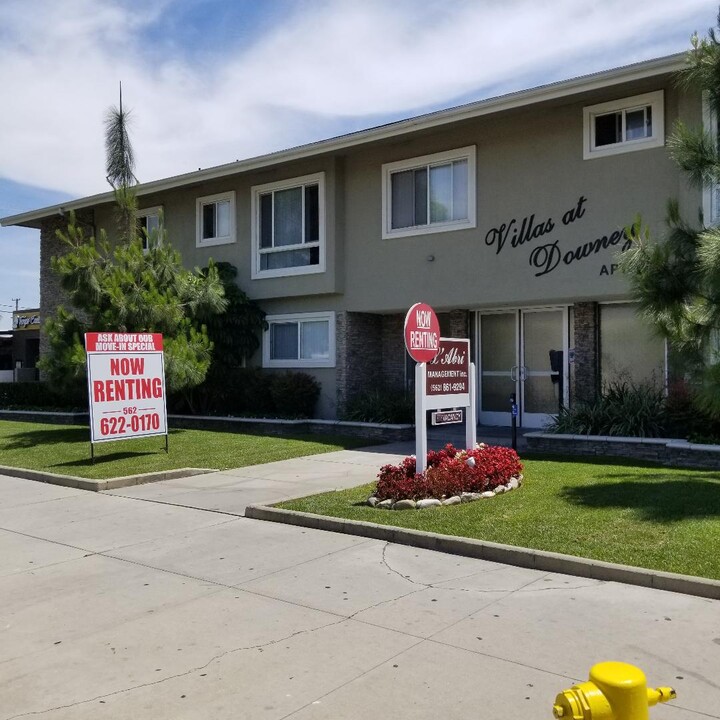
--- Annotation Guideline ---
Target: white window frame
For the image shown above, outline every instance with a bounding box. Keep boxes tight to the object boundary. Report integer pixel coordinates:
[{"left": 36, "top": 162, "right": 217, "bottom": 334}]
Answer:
[
  {"left": 251, "top": 172, "right": 326, "bottom": 279},
  {"left": 196, "top": 190, "right": 236, "bottom": 247},
  {"left": 262, "top": 311, "right": 335, "bottom": 369},
  {"left": 583, "top": 91, "right": 664, "bottom": 160},
  {"left": 137, "top": 206, "right": 162, "bottom": 252},
  {"left": 702, "top": 95, "right": 720, "bottom": 226},
  {"left": 381, "top": 145, "right": 477, "bottom": 239}
]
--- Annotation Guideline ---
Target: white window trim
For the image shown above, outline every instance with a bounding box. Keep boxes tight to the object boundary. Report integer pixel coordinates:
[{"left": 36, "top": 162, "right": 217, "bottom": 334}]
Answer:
[
  {"left": 196, "top": 190, "right": 236, "bottom": 247},
  {"left": 381, "top": 145, "right": 477, "bottom": 240},
  {"left": 263, "top": 311, "right": 335, "bottom": 369},
  {"left": 137, "top": 206, "right": 163, "bottom": 252},
  {"left": 583, "top": 91, "right": 664, "bottom": 160},
  {"left": 702, "top": 94, "right": 720, "bottom": 226},
  {"left": 251, "top": 172, "right": 326, "bottom": 279}
]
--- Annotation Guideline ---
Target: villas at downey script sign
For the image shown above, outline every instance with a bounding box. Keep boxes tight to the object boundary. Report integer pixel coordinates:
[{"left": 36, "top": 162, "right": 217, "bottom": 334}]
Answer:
[
  {"left": 85, "top": 332, "right": 168, "bottom": 445},
  {"left": 404, "top": 302, "right": 440, "bottom": 363}
]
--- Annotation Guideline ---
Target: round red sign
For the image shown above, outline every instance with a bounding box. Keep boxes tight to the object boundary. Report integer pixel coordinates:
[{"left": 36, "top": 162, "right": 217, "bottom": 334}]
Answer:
[{"left": 404, "top": 302, "right": 440, "bottom": 363}]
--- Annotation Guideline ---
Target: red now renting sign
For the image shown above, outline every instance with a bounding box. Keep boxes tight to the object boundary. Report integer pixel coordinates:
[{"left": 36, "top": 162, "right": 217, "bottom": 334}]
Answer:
[
  {"left": 404, "top": 302, "right": 440, "bottom": 363},
  {"left": 85, "top": 332, "right": 168, "bottom": 444}
]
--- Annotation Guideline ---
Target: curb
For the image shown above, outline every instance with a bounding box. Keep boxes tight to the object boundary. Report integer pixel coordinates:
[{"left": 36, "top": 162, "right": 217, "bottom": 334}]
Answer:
[
  {"left": 244, "top": 505, "right": 720, "bottom": 601},
  {"left": 0, "top": 465, "right": 216, "bottom": 492}
]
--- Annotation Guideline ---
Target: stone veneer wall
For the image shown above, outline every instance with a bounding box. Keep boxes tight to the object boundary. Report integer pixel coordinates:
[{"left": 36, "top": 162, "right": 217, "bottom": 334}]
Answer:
[
  {"left": 527, "top": 433, "right": 720, "bottom": 470},
  {"left": 440, "top": 310, "right": 470, "bottom": 340},
  {"left": 337, "top": 309, "right": 472, "bottom": 413},
  {"left": 572, "top": 301, "right": 599, "bottom": 405},
  {"left": 381, "top": 314, "right": 406, "bottom": 392},
  {"left": 39, "top": 211, "right": 95, "bottom": 363},
  {"left": 335, "top": 312, "right": 383, "bottom": 412}
]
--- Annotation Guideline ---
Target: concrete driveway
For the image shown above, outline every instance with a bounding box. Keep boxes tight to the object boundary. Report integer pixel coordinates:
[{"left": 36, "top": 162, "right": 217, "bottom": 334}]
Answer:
[{"left": 1, "top": 449, "right": 719, "bottom": 720}]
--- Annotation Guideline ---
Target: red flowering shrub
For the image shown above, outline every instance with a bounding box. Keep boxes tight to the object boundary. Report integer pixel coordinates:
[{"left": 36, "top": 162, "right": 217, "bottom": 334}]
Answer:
[{"left": 375, "top": 443, "right": 523, "bottom": 501}]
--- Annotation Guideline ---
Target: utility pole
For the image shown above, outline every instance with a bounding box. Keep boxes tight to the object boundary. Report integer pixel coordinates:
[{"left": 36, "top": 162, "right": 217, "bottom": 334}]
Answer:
[{"left": 11, "top": 298, "right": 20, "bottom": 311}]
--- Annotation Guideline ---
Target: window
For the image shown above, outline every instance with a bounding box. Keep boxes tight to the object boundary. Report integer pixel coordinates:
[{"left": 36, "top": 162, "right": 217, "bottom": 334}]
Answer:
[
  {"left": 382, "top": 146, "right": 476, "bottom": 239},
  {"left": 196, "top": 191, "right": 236, "bottom": 247},
  {"left": 263, "top": 312, "right": 335, "bottom": 368},
  {"left": 583, "top": 91, "right": 664, "bottom": 159},
  {"left": 703, "top": 97, "right": 720, "bottom": 225},
  {"left": 600, "top": 303, "right": 665, "bottom": 387},
  {"left": 251, "top": 173, "right": 325, "bottom": 279},
  {"left": 137, "top": 206, "right": 162, "bottom": 252}
]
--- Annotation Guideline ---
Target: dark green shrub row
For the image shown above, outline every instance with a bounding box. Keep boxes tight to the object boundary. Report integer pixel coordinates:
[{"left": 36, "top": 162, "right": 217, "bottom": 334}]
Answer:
[
  {"left": 1, "top": 369, "right": 321, "bottom": 420},
  {"left": 342, "top": 388, "right": 414, "bottom": 424},
  {"left": 0, "top": 381, "right": 88, "bottom": 411},
  {"left": 548, "top": 380, "right": 720, "bottom": 441},
  {"left": 171, "top": 368, "right": 321, "bottom": 419}
]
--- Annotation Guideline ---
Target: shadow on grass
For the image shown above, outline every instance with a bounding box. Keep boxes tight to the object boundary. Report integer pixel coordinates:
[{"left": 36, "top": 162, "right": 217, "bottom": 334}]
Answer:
[
  {"left": 51, "top": 450, "right": 163, "bottom": 469},
  {"left": 560, "top": 477, "right": 720, "bottom": 522},
  {"left": 523, "top": 452, "right": 720, "bottom": 473},
  {"left": 1, "top": 426, "right": 88, "bottom": 449},
  {"left": 1, "top": 426, "right": 188, "bottom": 451}
]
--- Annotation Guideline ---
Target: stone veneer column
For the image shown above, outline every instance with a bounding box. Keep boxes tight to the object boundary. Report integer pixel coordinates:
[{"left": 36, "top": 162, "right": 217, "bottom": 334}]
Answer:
[
  {"left": 573, "top": 301, "right": 599, "bottom": 405},
  {"left": 381, "top": 314, "right": 406, "bottom": 392},
  {"left": 442, "top": 310, "right": 469, "bottom": 339},
  {"left": 39, "top": 210, "right": 94, "bottom": 363},
  {"left": 335, "top": 312, "right": 383, "bottom": 413}
]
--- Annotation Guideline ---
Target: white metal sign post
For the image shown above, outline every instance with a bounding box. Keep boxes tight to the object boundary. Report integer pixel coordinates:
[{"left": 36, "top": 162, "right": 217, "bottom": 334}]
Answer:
[
  {"left": 415, "top": 339, "right": 476, "bottom": 472},
  {"left": 85, "top": 332, "right": 168, "bottom": 460},
  {"left": 404, "top": 303, "right": 476, "bottom": 473}
]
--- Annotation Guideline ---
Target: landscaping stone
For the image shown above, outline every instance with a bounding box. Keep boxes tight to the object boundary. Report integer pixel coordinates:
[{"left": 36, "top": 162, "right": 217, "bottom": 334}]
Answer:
[
  {"left": 460, "top": 492, "right": 482, "bottom": 502},
  {"left": 393, "top": 499, "right": 416, "bottom": 510},
  {"left": 377, "top": 499, "right": 394, "bottom": 509},
  {"left": 480, "top": 491, "right": 495, "bottom": 499},
  {"left": 442, "top": 496, "right": 462, "bottom": 506},
  {"left": 494, "top": 485, "right": 506, "bottom": 494},
  {"left": 367, "top": 496, "right": 378, "bottom": 507},
  {"left": 416, "top": 498, "right": 442, "bottom": 509},
  {"left": 507, "top": 478, "right": 520, "bottom": 490}
]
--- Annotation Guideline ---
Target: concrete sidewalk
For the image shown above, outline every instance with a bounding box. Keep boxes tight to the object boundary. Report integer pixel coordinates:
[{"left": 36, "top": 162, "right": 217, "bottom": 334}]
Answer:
[{"left": 1, "top": 457, "right": 719, "bottom": 720}]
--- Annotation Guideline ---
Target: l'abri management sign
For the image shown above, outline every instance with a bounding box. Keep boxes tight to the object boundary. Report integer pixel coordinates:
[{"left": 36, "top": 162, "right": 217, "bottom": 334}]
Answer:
[{"left": 85, "top": 332, "right": 168, "bottom": 444}]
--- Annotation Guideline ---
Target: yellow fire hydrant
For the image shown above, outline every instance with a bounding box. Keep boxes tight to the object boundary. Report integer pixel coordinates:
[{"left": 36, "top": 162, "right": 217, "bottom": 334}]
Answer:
[{"left": 553, "top": 662, "right": 676, "bottom": 720}]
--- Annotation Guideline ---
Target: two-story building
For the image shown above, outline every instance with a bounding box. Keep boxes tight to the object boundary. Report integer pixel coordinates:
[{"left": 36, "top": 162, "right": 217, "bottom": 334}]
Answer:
[{"left": 2, "top": 53, "right": 706, "bottom": 425}]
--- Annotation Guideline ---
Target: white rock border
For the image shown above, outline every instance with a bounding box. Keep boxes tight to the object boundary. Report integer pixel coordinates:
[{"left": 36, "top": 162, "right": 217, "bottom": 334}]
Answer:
[{"left": 367, "top": 475, "right": 523, "bottom": 510}]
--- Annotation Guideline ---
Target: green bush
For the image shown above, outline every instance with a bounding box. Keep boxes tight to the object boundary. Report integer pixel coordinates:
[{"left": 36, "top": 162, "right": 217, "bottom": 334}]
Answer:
[
  {"left": 268, "top": 371, "right": 320, "bottom": 418},
  {"left": 664, "top": 379, "right": 720, "bottom": 443},
  {"left": 548, "top": 381, "right": 666, "bottom": 437},
  {"left": 342, "top": 388, "right": 414, "bottom": 424},
  {"left": 171, "top": 368, "right": 319, "bottom": 419},
  {"left": 0, "top": 381, "right": 86, "bottom": 411}
]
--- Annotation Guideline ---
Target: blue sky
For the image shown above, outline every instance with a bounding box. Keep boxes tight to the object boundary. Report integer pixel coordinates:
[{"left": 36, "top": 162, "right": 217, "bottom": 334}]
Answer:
[{"left": 0, "top": 0, "right": 716, "bottom": 329}]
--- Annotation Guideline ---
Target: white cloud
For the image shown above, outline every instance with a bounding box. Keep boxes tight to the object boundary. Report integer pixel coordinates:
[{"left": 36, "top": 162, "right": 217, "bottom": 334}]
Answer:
[{"left": 0, "top": 0, "right": 714, "bottom": 198}]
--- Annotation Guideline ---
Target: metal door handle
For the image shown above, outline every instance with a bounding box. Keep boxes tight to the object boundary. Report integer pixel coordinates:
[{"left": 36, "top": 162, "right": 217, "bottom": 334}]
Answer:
[
  {"left": 510, "top": 365, "right": 517, "bottom": 382},
  {"left": 520, "top": 366, "right": 527, "bottom": 381}
]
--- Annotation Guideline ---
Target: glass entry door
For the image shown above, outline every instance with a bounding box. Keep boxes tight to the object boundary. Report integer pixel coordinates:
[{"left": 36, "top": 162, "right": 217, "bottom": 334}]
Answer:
[{"left": 478, "top": 308, "right": 567, "bottom": 428}]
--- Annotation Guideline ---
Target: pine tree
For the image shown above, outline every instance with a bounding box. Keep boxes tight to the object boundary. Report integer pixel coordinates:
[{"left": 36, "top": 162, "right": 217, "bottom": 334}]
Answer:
[
  {"left": 39, "top": 89, "right": 228, "bottom": 397},
  {"left": 40, "top": 214, "right": 227, "bottom": 395},
  {"left": 621, "top": 12, "right": 720, "bottom": 418}
]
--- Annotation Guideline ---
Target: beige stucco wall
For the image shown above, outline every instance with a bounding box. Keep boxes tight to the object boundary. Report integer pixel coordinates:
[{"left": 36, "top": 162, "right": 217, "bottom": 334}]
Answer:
[
  {"left": 90, "top": 72, "right": 702, "bottom": 320},
  {"left": 84, "top": 71, "right": 703, "bottom": 420},
  {"left": 340, "top": 77, "right": 696, "bottom": 313}
]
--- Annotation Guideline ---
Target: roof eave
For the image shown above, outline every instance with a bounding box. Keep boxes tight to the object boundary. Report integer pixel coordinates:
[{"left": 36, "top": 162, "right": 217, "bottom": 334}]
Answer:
[{"left": 1, "top": 52, "right": 686, "bottom": 230}]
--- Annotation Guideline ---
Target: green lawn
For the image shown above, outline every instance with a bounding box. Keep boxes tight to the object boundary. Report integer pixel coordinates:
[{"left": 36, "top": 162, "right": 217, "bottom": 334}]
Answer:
[
  {"left": 278, "top": 454, "right": 720, "bottom": 580},
  {"left": 0, "top": 420, "right": 370, "bottom": 480}
]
